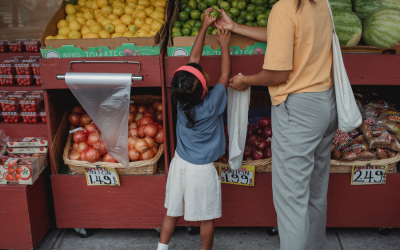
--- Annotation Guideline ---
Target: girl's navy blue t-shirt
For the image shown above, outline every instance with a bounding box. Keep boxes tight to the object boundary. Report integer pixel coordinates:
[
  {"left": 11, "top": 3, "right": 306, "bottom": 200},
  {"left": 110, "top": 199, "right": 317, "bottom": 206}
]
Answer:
[{"left": 176, "top": 83, "right": 227, "bottom": 165}]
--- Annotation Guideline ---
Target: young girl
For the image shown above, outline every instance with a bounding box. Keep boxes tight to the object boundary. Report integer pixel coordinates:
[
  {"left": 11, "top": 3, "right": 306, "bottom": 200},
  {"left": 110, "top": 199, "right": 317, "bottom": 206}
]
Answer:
[{"left": 157, "top": 8, "right": 232, "bottom": 250}]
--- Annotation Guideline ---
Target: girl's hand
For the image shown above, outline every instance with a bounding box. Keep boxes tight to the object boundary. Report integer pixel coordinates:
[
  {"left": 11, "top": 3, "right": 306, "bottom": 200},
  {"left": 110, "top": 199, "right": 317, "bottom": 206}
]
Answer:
[
  {"left": 202, "top": 8, "right": 218, "bottom": 28},
  {"left": 215, "top": 9, "right": 235, "bottom": 31},
  {"left": 229, "top": 75, "right": 249, "bottom": 91},
  {"left": 217, "top": 27, "right": 231, "bottom": 48}
]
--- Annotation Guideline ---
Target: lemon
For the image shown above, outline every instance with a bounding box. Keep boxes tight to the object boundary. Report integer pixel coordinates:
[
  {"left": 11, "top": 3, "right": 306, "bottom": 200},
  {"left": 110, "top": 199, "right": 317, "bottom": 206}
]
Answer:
[
  {"left": 58, "top": 27, "right": 71, "bottom": 35},
  {"left": 90, "top": 1, "right": 99, "bottom": 9},
  {"left": 127, "top": 0, "right": 138, "bottom": 3},
  {"left": 86, "top": 19, "right": 96, "bottom": 26},
  {"left": 65, "top": 4, "right": 77, "bottom": 15},
  {"left": 135, "top": 29, "right": 148, "bottom": 37},
  {"left": 134, "top": 17, "right": 145, "bottom": 28},
  {"left": 113, "top": 6, "right": 124, "bottom": 17},
  {"left": 75, "top": 17, "right": 86, "bottom": 25},
  {"left": 86, "top": 33, "right": 101, "bottom": 38},
  {"left": 84, "top": 11, "right": 95, "bottom": 20},
  {"left": 104, "top": 23, "right": 115, "bottom": 33},
  {"left": 89, "top": 21, "right": 100, "bottom": 26},
  {"left": 155, "top": 7, "right": 165, "bottom": 13},
  {"left": 81, "top": 25, "right": 91, "bottom": 36},
  {"left": 135, "top": 10, "right": 147, "bottom": 19},
  {"left": 128, "top": 24, "right": 138, "bottom": 33},
  {"left": 141, "top": 23, "right": 151, "bottom": 32},
  {"left": 85, "top": 0, "right": 92, "bottom": 8},
  {"left": 115, "top": 2, "right": 126, "bottom": 8},
  {"left": 80, "top": 7, "right": 88, "bottom": 12},
  {"left": 150, "top": 11, "right": 163, "bottom": 20},
  {"left": 98, "top": 30, "right": 111, "bottom": 38},
  {"left": 94, "top": 9, "right": 103, "bottom": 16},
  {"left": 136, "top": 4, "right": 146, "bottom": 10},
  {"left": 57, "top": 20, "right": 69, "bottom": 29},
  {"left": 138, "top": 0, "right": 150, "bottom": 7},
  {"left": 123, "top": 31, "right": 135, "bottom": 37},
  {"left": 112, "top": 19, "right": 123, "bottom": 25},
  {"left": 96, "top": 0, "right": 108, "bottom": 7},
  {"left": 149, "top": 29, "right": 158, "bottom": 36},
  {"left": 101, "top": 6, "right": 112, "bottom": 15},
  {"left": 155, "top": 18, "right": 164, "bottom": 24},
  {"left": 108, "top": 13, "right": 118, "bottom": 20},
  {"left": 145, "top": 18, "right": 153, "bottom": 24},
  {"left": 101, "top": 18, "right": 112, "bottom": 26},
  {"left": 149, "top": 6, "right": 155, "bottom": 10},
  {"left": 127, "top": 2, "right": 137, "bottom": 8},
  {"left": 131, "top": 10, "right": 138, "bottom": 18},
  {"left": 120, "top": 14, "right": 134, "bottom": 25},
  {"left": 115, "top": 23, "right": 128, "bottom": 33},
  {"left": 111, "top": 33, "right": 123, "bottom": 38},
  {"left": 154, "top": 0, "right": 165, "bottom": 7},
  {"left": 78, "top": 0, "right": 87, "bottom": 7},
  {"left": 124, "top": 6, "right": 134, "bottom": 15},
  {"left": 90, "top": 23, "right": 104, "bottom": 33},
  {"left": 75, "top": 6, "right": 81, "bottom": 12},
  {"left": 68, "top": 30, "right": 82, "bottom": 39},
  {"left": 56, "top": 34, "right": 68, "bottom": 39},
  {"left": 69, "top": 20, "right": 82, "bottom": 31},
  {"left": 65, "top": 14, "right": 77, "bottom": 22},
  {"left": 151, "top": 20, "right": 162, "bottom": 30},
  {"left": 144, "top": 7, "right": 153, "bottom": 16},
  {"left": 96, "top": 15, "right": 107, "bottom": 23},
  {"left": 76, "top": 13, "right": 85, "bottom": 18}
]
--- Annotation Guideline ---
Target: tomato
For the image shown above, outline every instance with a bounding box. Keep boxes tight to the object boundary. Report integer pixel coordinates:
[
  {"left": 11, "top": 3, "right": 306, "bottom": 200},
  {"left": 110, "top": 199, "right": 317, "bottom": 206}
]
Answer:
[
  {"left": 254, "top": 0, "right": 263, "bottom": 6},
  {"left": 172, "top": 27, "right": 181, "bottom": 33},
  {"left": 258, "top": 17, "right": 268, "bottom": 26},
  {"left": 193, "top": 20, "right": 202, "bottom": 28},
  {"left": 211, "top": 28, "right": 218, "bottom": 35},
  {"left": 245, "top": 13, "right": 254, "bottom": 22},
  {"left": 187, "top": 19, "right": 196, "bottom": 26},
  {"left": 183, "top": 6, "right": 193, "bottom": 14},
  {"left": 173, "top": 21, "right": 182, "bottom": 28},
  {"left": 8, "top": 168, "right": 15, "bottom": 174},
  {"left": 206, "top": 0, "right": 217, "bottom": 7},
  {"left": 7, "top": 162, "right": 16, "bottom": 168},
  {"left": 180, "top": 2, "right": 188, "bottom": 11},
  {"left": 14, "top": 173, "right": 21, "bottom": 180},
  {"left": 16, "top": 167, "right": 23, "bottom": 174},
  {"left": 188, "top": 0, "right": 198, "bottom": 10},
  {"left": 198, "top": 2, "right": 208, "bottom": 11},
  {"left": 191, "top": 9, "right": 201, "bottom": 20},
  {"left": 181, "top": 27, "right": 192, "bottom": 36},
  {"left": 191, "top": 30, "right": 199, "bottom": 36},
  {"left": 192, "top": 26, "right": 200, "bottom": 32},
  {"left": 220, "top": 2, "right": 231, "bottom": 11},
  {"left": 246, "top": 3, "right": 255, "bottom": 12},
  {"left": 179, "top": 11, "right": 190, "bottom": 21},
  {"left": 172, "top": 31, "right": 182, "bottom": 38},
  {"left": 236, "top": 16, "right": 246, "bottom": 24},
  {"left": 183, "top": 23, "right": 192, "bottom": 29},
  {"left": 6, "top": 174, "right": 14, "bottom": 180},
  {"left": 231, "top": 0, "right": 238, "bottom": 8},
  {"left": 209, "top": 9, "right": 221, "bottom": 18},
  {"left": 229, "top": 7, "right": 240, "bottom": 16}
]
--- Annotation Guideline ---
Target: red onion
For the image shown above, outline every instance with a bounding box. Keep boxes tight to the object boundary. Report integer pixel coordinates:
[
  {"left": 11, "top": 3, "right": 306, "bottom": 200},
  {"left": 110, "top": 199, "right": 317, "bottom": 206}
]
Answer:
[
  {"left": 72, "top": 142, "right": 79, "bottom": 151},
  {"left": 80, "top": 149, "right": 88, "bottom": 161},
  {"left": 151, "top": 146, "right": 158, "bottom": 154},
  {"left": 85, "top": 123, "right": 99, "bottom": 133},
  {"left": 85, "top": 148, "right": 100, "bottom": 163},
  {"left": 103, "top": 153, "right": 118, "bottom": 163},
  {"left": 154, "top": 123, "right": 163, "bottom": 131},
  {"left": 246, "top": 135, "right": 263, "bottom": 146},
  {"left": 144, "top": 136, "right": 155, "bottom": 148},
  {"left": 77, "top": 142, "right": 89, "bottom": 153},
  {"left": 141, "top": 150, "right": 154, "bottom": 160},
  {"left": 138, "top": 117, "right": 155, "bottom": 127},
  {"left": 135, "top": 139, "right": 149, "bottom": 153},
  {"left": 244, "top": 156, "right": 253, "bottom": 161},
  {"left": 138, "top": 105, "right": 147, "bottom": 113},
  {"left": 128, "top": 128, "right": 138, "bottom": 138},
  {"left": 72, "top": 106, "right": 85, "bottom": 114},
  {"left": 80, "top": 114, "right": 91, "bottom": 127},
  {"left": 129, "top": 149, "right": 140, "bottom": 161},
  {"left": 267, "top": 140, "right": 272, "bottom": 148},
  {"left": 144, "top": 124, "right": 158, "bottom": 137},
  {"left": 264, "top": 148, "right": 272, "bottom": 158},
  {"left": 137, "top": 126, "right": 145, "bottom": 138},
  {"left": 252, "top": 150, "right": 264, "bottom": 160},
  {"left": 258, "top": 140, "right": 268, "bottom": 150},
  {"left": 143, "top": 112, "right": 156, "bottom": 121},
  {"left": 68, "top": 113, "right": 80, "bottom": 125},
  {"left": 257, "top": 128, "right": 263, "bottom": 135},
  {"left": 87, "top": 131, "right": 101, "bottom": 145},
  {"left": 244, "top": 145, "right": 253, "bottom": 157},
  {"left": 154, "top": 130, "right": 163, "bottom": 143},
  {"left": 153, "top": 100, "right": 161, "bottom": 109},
  {"left": 129, "top": 113, "right": 136, "bottom": 124},
  {"left": 147, "top": 107, "right": 155, "bottom": 113},
  {"left": 129, "top": 122, "right": 137, "bottom": 129},
  {"left": 128, "top": 136, "right": 138, "bottom": 149},
  {"left": 93, "top": 141, "right": 107, "bottom": 155},
  {"left": 262, "top": 127, "right": 272, "bottom": 139},
  {"left": 135, "top": 113, "right": 143, "bottom": 122},
  {"left": 70, "top": 152, "right": 81, "bottom": 160},
  {"left": 156, "top": 111, "right": 163, "bottom": 122},
  {"left": 73, "top": 130, "right": 88, "bottom": 143},
  {"left": 156, "top": 103, "right": 163, "bottom": 112},
  {"left": 130, "top": 104, "right": 137, "bottom": 113},
  {"left": 257, "top": 117, "right": 271, "bottom": 128}
]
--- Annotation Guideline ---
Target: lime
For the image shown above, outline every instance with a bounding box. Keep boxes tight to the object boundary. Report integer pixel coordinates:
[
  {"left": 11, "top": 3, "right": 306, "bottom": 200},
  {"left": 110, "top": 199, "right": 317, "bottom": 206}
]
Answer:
[
  {"left": 237, "top": 1, "right": 246, "bottom": 10},
  {"left": 187, "top": 20, "right": 196, "bottom": 26},
  {"left": 173, "top": 21, "right": 182, "bottom": 28},
  {"left": 181, "top": 27, "right": 192, "bottom": 36},
  {"left": 226, "top": 11, "right": 234, "bottom": 19},
  {"left": 194, "top": 20, "right": 202, "bottom": 28},
  {"left": 236, "top": 16, "right": 246, "bottom": 24},
  {"left": 254, "top": 0, "right": 263, "bottom": 6},
  {"left": 206, "top": 29, "right": 213, "bottom": 35},
  {"left": 257, "top": 14, "right": 267, "bottom": 21},
  {"left": 172, "top": 27, "right": 181, "bottom": 33},
  {"left": 245, "top": 22, "right": 253, "bottom": 26},
  {"left": 206, "top": 0, "right": 217, "bottom": 6},
  {"left": 226, "top": 0, "right": 233, "bottom": 3},
  {"left": 240, "top": 10, "right": 247, "bottom": 17},
  {"left": 245, "top": 13, "right": 254, "bottom": 22},
  {"left": 232, "top": 0, "right": 238, "bottom": 8},
  {"left": 246, "top": 3, "right": 255, "bottom": 12},
  {"left": 211, "top": 29, "right": 218, "bottom": 35},
  {"left": 258, "top": 17, "right": 268, "bottom": 26},
  {"left": 211, "top": 5, "right": 220, "bottom": 9},
  {"left": 254, "top": 9, "right": 264, "bottom": 17},
  {"left": 191, "top": 31, "right": 199, "bottom": 36},
  {"left": 179, "top": 11, "right": 190, "bottom": 21},
  {"left": 192, "top": 26, "right": 200, "bottom": 32},
  {"left": 184, "top": 6, "right": 193, "bottom": 13},
  {"left": 218, "top": 0, "right": 224, "bottom": 6},
  {"left": 183, "top": 23, "right": 193, "bottom": 29},
  {"left": 198, "top": 2, "right": 208, "bottom": 10},
  {"left": 255, "top": 6, "right": 266, "bottom": 12},
  {"left": 269, "top": 2, "right": 275, "bottom": 8},
  {"left": 180, "top": 2, "right": 189, "bottom": 11},
  {"left": 188, "top": 0, "right": 198, "bottom": 10},
  {"left": 172, "top": 31, "right": 182, "bottom": 38},
  {"left": 265, "top": 9, "right": 271, "bottom": 16},
  {"left": 230, "top": 7, "right": 240, "bottom": 16},
  {"left": 253, "top": 23, "right": 259, "bottom": 26},
  {"left": 191, "top": 10, "right": 201, "bottom": 19},
  {"left": 220, "top": 2, "right": 231, "bottom": 11},
  {"left": 209, "top": 8, "right": 222, "bottom": 18},
  {"left": 250, "top": 0, "right": 255, "bottom": 3},
  {"left": 201, "top": 13, "right": 204, "bottom": 20},
  {"left": 249, "top": 11, "right": 255, "bottom": 16}
]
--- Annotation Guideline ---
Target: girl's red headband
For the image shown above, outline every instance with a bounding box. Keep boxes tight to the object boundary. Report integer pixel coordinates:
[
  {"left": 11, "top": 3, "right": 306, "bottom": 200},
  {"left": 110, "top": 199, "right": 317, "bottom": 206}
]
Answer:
[{"left": 174, "top": 66, "right": 207, "bottom": 100}]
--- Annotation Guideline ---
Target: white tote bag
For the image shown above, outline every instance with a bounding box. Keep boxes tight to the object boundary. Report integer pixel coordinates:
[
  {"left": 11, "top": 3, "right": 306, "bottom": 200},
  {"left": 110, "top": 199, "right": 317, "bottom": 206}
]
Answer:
[{"left": 325, "top": 0, "right": 362, "bottom": 132}]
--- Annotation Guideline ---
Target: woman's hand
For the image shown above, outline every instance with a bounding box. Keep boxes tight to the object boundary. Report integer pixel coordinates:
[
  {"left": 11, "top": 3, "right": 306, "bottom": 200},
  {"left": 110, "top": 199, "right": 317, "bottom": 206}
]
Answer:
[
  {"left": 229, "top": 75, "right": 249, "bottom": 91},
  {"left": 217, "top": 27, "right": 231, "bottom": 48},
  {"left": 202, "top": 8, "right": 218, "bottom": 28},
  {"left": 215, "top": 9, "right": 235, "bottom": 31}
]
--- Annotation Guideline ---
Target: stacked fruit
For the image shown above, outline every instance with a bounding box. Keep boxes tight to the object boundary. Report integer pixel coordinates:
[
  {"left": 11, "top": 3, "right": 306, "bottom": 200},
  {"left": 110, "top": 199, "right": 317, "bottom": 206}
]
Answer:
[
  {"left": 3, "top": 159, "right": 27, "bottom": 183},
  {"left": 8, "top": 40, "right": 25, "bottom": 53},
  {"left": 45, "top": 0, "right": 167, "bottom": 41},
  {"left": 172, "top": 0, "right": 276, "bottom": 37},
  {"left": 0, "top": 41, "right": 9, "bottom": 53},
  {"left": 24, "top": 40, "right": 41, "bottom": 52},
  {"left": 0, "top": 56, "right": 41, "bottom": 87}
]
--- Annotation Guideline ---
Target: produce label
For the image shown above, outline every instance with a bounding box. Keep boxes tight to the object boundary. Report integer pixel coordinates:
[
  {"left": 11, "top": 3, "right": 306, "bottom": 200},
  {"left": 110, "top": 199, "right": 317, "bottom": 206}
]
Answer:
[
  {"left": 351, "top": 165, "right": 388, "bottom": 185},
  {"left": 7, "top": 147, "right": 48, "bottom": 154},
  {"left": 84, "top": 166, "right": 120, "bottom": 186},
  {"left": 219, "top": 165, "right": 255, "bottom": 187}
]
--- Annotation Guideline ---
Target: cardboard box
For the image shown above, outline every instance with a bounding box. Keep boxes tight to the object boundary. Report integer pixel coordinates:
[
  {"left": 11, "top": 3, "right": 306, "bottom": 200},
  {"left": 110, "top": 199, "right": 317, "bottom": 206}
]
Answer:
[
  {"left": 7, "top": 137, "right": 49, "bottom": 148},
  {"left": 40, "top": 1, "right": 170, "bottom": 58}
]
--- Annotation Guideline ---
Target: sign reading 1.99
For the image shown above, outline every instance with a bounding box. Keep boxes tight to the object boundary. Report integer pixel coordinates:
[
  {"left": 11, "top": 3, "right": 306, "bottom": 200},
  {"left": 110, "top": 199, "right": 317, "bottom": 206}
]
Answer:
[
  {"left": 84, "top": 166, "right": 120, "bottom": 186},
  {"left": 351, "top": 165, "right": 388, "bottom": 185},
  {"left": 219, "top": 165, "right": 255, "bottom": 187}
]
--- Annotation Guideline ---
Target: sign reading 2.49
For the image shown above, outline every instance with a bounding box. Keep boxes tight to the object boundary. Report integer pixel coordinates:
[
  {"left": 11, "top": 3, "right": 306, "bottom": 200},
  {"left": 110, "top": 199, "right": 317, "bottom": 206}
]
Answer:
[
  {"left": 84, "top": 166, "right": 120, "bottom": 186},
  {"left": 351, "top": 165, "right": 388, "bottom": 185},
  {"left": 219, "top": 165, "right": 255, "bottom": 187}
]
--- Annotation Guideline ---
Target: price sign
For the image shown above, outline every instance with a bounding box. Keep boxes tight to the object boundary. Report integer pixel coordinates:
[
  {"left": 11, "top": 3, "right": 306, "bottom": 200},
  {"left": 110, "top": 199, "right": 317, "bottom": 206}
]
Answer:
[
  {"left": 219, "top": 165, "right": 255, "bottom": 187},
  {"left": 351, "top": 165, "right": 388, "bottom": 185},
  {"left": 83, "top": 166, "right": 120, "bottom": 186}
]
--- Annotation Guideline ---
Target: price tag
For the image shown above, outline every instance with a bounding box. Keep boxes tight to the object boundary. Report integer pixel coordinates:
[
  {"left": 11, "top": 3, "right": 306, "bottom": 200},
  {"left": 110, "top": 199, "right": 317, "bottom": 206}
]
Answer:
[
  {"left": 219, "top": 165, "right": 255, "bottom": 186},
  {"left": 351, "top": 165, "right": 388, "bottom": 185},
  {"left": 83, "top": 166, "right": 120, "bottom": 186}
]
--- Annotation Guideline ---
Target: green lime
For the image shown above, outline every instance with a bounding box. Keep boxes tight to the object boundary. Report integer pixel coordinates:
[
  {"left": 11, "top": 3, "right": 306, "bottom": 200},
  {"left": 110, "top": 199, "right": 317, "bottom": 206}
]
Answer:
[
  {"left": 192, "top": 26, "right": 200, "bottom": 32},
  {"left": 257, "top": 14, "right": 267, "bottom": 20},
  {"left": 183, "top": 24, "right": 192, "bottom": 30},
  {"left": 201, "top": 13, "right": 204, "bottom": 20},
  {"left": 194, "top": 20, "right": 202, "bottom": 28},
  {"left": 210, "top": 8, "right": 222, "bottom": 18},
  {"left": 226, "top": 11, "right": 234, "bottom": 19},
  {"left": 218, "top": 0, "right": 224, "bottom": 6},
  {"left": 173, "top": 21, "right": 182, "bottom": 28},
  {"left": 255, "top": 6, "right": 265, "bottom": 12},
  {"left": 230, "top": 7, "right": 240, "bottom": 16},
  {"left": 187, "top": 20, "right": 196, "bottom": 26},
  {"left": 172, "top": 27, "right": 181, "bottom": 33},
  {"left": 172, "top": 31, "right": 182, "bottom": 38},
  {"left": 198, "top": 2, "right": 208, "bottom": 10},
  {"left": 211, "top": 29, "right": 218, "bottom": 35},
  {"left": 240, "top": 10, "right": 247, "bottom": 17},
  {"left": 188, "top": 0, "right": 198, "bottom": 10},
  {"left": 231, "top": 0, "right": 238, "bottom": 8},
  {"left": 226, "top": 0, "right": 233, "bottom": 3},
  {"left": 211, "top": 4, "right": 219, "bottom": 9},
  {"left": 181, "top": 27, "right": 192, "bottom": 36},
  {"left": 220, "top": 1, "right": 231, "bottom": 11},
  {"left": 191, "top": 31, "right": 199, "bottom": 36},
  {"left": 258, "top": 17, "right": 268, "bottom": 26},
  {"left": 184, "top": 6, "right": 193, "bottom": 13},
  {"left": 246, "top": 3, "right": 255, "bottom": 12},
  {"left": 206, "top": 29, "right": 213, "bottom": 35},
  {"left": 179, "top": 11, "right": 190, "bottom": 21},
  {"left": 236, "top": 16, "right": 246, "bottom": 24},
  {"left": 245, "top": 22, "right": 253, "bottom": 26},
  {"left": 191, "top": 10, "right": 201, "bottom": 19},
  {"left": 206, "top": 0, "right": 217, "bottom": 6},
  {"left": 237, "top": 1, "right": 246, "bottom": 10},
  {"left": 250, "top": 0, "right": 255, "bottom": 3},
  {"left": 207, "top": 26, "right": 214, "bottom": 31},
  {"left": 265, "top": 9, "right": 271, "bottom": 16},
  {"left": 180, "top": 2, "right": 189, "bottom": 11},
  {"left": 253, "top": 22, "right": 259, "bottom": 26},
  {"left": 254, "top": 9, "right": 264, "bottom": 17},
  {"left": 244, "top": 13, "right": 254, "bottom": 22},
  {"left": 254, "top": 0, "right": 263, "bottom": 6}
]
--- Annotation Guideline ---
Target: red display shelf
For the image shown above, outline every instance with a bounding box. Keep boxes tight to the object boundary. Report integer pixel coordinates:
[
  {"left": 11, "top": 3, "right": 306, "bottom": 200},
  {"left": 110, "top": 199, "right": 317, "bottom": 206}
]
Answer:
[
  {"left": 0, "top": 85, "right": 42, "bottom": 91},
  {"left": 0, "top": 122, "right": 47, "bottom": 138},
  {"left": 0, "top": 52, "right": 41, "bottom": 63}
]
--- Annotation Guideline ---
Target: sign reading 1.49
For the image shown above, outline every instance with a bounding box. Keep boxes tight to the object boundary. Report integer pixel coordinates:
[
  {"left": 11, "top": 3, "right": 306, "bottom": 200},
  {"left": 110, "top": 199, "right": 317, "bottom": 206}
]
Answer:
[
  {"left": 83, "top": 166, "right": 120, "bottom": 186},
  {"left": 351, "top": 165, "right": 388, "bottom": 185}
]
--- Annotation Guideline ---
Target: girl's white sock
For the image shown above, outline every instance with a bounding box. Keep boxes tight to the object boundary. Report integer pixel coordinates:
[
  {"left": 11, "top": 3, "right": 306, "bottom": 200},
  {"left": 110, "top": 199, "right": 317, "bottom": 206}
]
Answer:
[{"left": 157, "top": 242, "right": 168, "bottom": 250}]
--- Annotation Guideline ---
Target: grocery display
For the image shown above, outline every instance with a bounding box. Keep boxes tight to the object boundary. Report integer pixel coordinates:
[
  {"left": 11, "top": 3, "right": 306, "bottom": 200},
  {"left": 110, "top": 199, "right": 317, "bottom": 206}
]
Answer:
[
  {"left": 332, "top": 8, "right": 362, "bottom": 47},
  {"left": 0, "top": 41, "right": 9, "bottom": 53},
  {"left": 354, "top": 0, "right": 400, "bottom": 21}
]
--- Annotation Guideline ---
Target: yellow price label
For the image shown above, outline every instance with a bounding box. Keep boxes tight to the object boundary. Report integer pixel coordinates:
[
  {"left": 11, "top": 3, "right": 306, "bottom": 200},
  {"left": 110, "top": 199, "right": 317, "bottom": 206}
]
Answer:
[
  {"left": 219, "top": 165, "right": 255, "bottom": 187},
  {"left": 351, "top": 165, "right": 388, "bottom": 185},
  {"left": 84, "top": 166, "right": 120, "bottom": 186}
]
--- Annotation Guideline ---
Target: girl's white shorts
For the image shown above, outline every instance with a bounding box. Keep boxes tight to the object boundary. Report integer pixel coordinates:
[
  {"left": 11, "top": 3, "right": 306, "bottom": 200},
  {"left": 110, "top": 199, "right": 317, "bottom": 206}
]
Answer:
[{"left": 164, "top": 152, "right": 222, "bottom": 221}]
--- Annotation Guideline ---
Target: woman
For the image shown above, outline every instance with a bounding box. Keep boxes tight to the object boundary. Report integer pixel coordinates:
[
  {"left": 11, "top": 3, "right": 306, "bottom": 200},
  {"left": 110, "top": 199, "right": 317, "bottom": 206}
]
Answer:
[{"left": 216, "top": 0, "right": 338, "bottom": 249}]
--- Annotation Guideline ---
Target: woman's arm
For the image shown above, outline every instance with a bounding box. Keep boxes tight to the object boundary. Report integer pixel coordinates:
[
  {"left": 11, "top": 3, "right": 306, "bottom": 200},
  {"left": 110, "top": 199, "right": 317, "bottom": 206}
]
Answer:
[
  {"left": 229, "top": 70, "right": 290, "bottom": 91},
  {"left": 188, "top": 8, "right": 217, "bottom": 64},
  {"left": 215, "top": 10, "right": 268, "bottom": 43},
  {"left": 217, "top": 28, "right": 232, "bottom": 89}
]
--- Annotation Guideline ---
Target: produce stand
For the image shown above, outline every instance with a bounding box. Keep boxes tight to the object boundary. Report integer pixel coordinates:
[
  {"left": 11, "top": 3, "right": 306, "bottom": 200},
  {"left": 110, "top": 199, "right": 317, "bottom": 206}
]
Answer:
[{"left": 164, "top": 53, "right": 400, "bottom": 229}]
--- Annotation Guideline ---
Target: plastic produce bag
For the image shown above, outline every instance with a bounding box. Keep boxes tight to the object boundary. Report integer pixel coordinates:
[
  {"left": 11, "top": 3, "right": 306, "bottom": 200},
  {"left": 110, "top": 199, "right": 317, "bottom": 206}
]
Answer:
[
  {"left": 65, "top": 72, "right": 131, "bottom": 168},
  {"left": 227, "top": 86, "right": 251, "bottom": 170}
]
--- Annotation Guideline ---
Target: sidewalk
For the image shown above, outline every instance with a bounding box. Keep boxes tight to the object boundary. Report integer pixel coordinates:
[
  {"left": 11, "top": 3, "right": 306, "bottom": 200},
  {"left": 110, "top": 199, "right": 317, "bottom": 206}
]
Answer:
[{"left": 35, "top": 227, "right": 400, "bottom": 250}]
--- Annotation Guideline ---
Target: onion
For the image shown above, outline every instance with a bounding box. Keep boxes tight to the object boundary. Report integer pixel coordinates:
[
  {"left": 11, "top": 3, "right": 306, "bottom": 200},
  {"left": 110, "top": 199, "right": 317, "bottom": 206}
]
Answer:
[
  {"left": 68, "top": 113, "right": 80, "bottom": 125},
  {"left": 85, "top": 123, "right": 99, "bottom": 133},
  {"left": 153, "top": 100, "right": 161, "bottom": 109},
  {"left": 144, "top": 136, "right": 155, "bottom": 148},
  {"left": 144, "top": 124, "right": 158, "bottom": 138},
  {"left": 77, "top": 142, "right": 89, "bottom": 153},
  {"left": 103, "top": 153, "right": 118, "bottom": 163},
  {"left": 80, "top": 149, "right": 88, "bottom": 161},
  {"left": 137, "top": 126, "right": 145, "bottom": 138},
  {"left": 128, "top": 136, "right": 138, "bottom": 150},
  {"left": 129, "top": 113, "right": 136, "bottom": 124},
  {"left": 87, "top": 131, "right": 101, "bottom": 145},
  {"left": 257, "top": 117, "right": 271, "bottom": 128},
  {"left": 72, "top": 143, "right": 79, "bottom": 151},
  {"left": 252, "top": 150, "right": 264, "bottom": 160},
  {"left": 156, "top": 111, "right": 163, "bottom": 122},
  {"left": 264, "top": 148, "right": 272, "bottom": 158},
  {"left": 257, "top": 129, "right": 263, "bottom": 135},
  {"left": 138, "top": 105, "right": 147, "bottom": 113},
  {"left": 80, "top": 114, "right": 91, "bottom": 127},
  {"left": 143, "top": 112, "right": 156, "bottom": 121},
  {"left": 93, "top": 141, "right": 107, "bottom": 155},
  {"left": 85, "top": 148, "right": 100, "bottom": 163},
  {"left": 140, "top": 150, "right": 154, "bottom": 160},
  {"left": 135, "top": 139, "right": 149, "bottom": 153},
  {"left": 72, "top": 106, "right": 85, "bottom": 114},
  {"left": 262, "top": 127, "right": 273, "bottom": 139},
  {"left": 130, "top": 104, "right": 137, "bottom": 113},
  {"left": 154, "top": 130, "right": 164, "bottom": 144},
  {"left": 156, "top": 103, "right": 163, "bottom": 112},
  {"left": 258, "top": 140, "right": 268, "bottom": 150},
  {"left": 154, "top": 123, "right": 163, "bottom": 131},
  {"left": 138, "top": 117, "right": 154, "bottom": 127},
  {"left": 244, "top": 156, "right": 253, "bottom": 161},
  {"left": 244, "top": 145, "right": 253, "bottom": 157},
  {"left": 151, "top": 146, "right": 158, "bottom": 154},
  {"left": 135, "top": 113, "right": 143, "bottom": 122},
  {"left": 147, "top": 107, "right": 155, "bottom": 113},
  {"left": 128, "top": 128, "right": 138, "bottom": 138},
  {"left": 129, "top": 122, "right": 137, "bottom": 129},
  {"left": 73, "top": 131, "right": 88, "bottom": 143},
  {"left": 129, "top": 149, "right": 140, "bottom": 161},
  {"left": 69, "top": 152, "right": 81, "bottom": 160},
  {"left": 246, "top": 135, "right": 262, "bottom": 146}
]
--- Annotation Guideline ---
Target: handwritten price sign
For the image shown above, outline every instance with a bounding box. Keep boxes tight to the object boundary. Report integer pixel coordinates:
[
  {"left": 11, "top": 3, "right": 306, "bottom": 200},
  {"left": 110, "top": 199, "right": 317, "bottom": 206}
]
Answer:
[
  {"left": 351, "top": 165, "right": 388, "bottom": 185},
  {"left": 219, "top": 165, "right": 255, "bottom": 187},
  {"left": 83, "top": 166, "right": 120, "bottom": 186}
]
